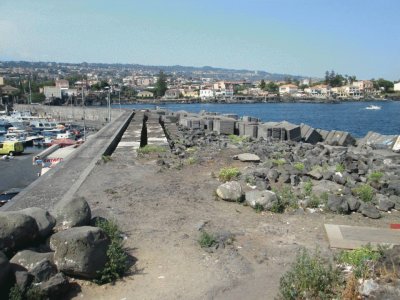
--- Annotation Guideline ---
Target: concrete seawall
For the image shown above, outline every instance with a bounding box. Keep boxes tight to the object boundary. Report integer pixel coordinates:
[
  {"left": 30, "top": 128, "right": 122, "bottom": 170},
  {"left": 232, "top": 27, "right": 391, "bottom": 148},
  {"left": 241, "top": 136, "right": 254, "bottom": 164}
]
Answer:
[{"left": 15, "top": 104, "right": 124, "bottom": 123}]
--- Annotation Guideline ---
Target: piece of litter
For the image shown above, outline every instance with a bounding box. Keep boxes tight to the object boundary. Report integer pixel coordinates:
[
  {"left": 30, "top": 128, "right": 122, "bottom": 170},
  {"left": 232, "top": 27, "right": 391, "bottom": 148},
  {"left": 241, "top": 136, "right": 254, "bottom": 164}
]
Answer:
[{"left": 158, "top": 276, "right": 165, "bottom": 279}]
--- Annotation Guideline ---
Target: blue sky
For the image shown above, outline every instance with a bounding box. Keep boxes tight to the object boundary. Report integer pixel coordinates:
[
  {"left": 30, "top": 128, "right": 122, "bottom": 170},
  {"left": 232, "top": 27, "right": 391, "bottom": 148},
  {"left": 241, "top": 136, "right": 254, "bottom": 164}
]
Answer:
[{"left": 0, "top": 0, "right": 399, "bottom": 80}]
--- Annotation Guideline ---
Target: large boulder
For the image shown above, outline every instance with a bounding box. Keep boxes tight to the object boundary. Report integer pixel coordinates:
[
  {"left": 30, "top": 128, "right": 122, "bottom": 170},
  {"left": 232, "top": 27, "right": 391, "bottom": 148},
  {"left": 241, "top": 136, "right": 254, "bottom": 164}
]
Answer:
[
  {"left": 0, "top": 251, "right": 10, "bottom": 285},
  {"left": 376, "top": 194, "right": 395, "bottom": 212},
  {"left": 360, "top": 203, "right": 381, "bottom": 219},
  {"left": 29, "top": 258, "right": 57, "bottom": 283},
  {"left": 19, "top": 207, "right": 56, "bottom": 238},
  {"left": 389, "top": 195, "right": 400, "bottom": 210},
  {"left": 216, "top": 181, "right": 243, "bottom": 202},
  {"left": 50, "top": 226, "right": 110, "bottom": 279},
  {"left": 52, "top": 196, "right": 91, "bottom": 231},
  {"left": 327, "top": 195, "right": 349, "bottom": 213},
  {"left": 10, "top": 250, "right": 54, "bottom": 271},
  {"left": 235, "top": 153, "right": 260, "bottom": 162},
  {"left": 39, "top": 273, "right": 70, "bottom": 298},
  {"left": 0, "top": 212, "right": 39, "bottom": 253},
  {"left": 245, "top": 190, "right": 278, "bottom": 210}
]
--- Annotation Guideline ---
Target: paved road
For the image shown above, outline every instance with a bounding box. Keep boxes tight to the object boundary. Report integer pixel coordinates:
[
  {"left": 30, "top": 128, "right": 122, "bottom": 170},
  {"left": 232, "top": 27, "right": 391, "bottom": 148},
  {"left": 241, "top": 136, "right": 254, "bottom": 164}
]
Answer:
[
  {"left": 0, "top": 148, "right": 42, "bottom": 194},
  {"left": 1, "top": 111, "right": 133, "bottom": 211}
]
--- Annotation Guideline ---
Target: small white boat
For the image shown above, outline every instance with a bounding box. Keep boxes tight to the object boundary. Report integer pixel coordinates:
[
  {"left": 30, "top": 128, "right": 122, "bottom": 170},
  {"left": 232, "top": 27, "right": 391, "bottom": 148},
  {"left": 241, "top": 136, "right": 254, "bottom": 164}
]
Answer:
[{"left": 365, "top": 105, "right": 381, "bottom": 110}]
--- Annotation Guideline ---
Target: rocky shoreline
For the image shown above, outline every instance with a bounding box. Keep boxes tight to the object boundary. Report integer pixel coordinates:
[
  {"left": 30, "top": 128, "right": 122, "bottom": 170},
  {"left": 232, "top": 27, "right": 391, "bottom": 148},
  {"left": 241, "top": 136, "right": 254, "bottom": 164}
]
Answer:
[{"left": 155, "top": 109, "right": 400, "bottom": 219}]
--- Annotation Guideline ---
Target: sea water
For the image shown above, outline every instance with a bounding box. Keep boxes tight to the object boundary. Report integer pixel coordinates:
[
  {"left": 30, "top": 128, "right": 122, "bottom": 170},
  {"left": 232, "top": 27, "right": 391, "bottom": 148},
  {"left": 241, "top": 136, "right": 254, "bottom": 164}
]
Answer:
[{"left": 116, "top": 101, "right": 400, "bottom": 138}]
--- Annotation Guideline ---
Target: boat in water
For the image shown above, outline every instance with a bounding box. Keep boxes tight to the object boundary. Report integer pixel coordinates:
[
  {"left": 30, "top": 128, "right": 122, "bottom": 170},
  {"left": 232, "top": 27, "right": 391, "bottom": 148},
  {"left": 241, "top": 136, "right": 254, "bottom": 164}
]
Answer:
[{"left": 365, "top": 105, "right": 381, "bottom": 110}]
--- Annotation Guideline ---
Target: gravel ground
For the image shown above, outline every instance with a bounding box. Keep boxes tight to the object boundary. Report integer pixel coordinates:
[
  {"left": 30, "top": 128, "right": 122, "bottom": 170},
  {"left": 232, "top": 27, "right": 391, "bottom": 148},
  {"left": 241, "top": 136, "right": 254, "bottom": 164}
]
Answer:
[{"left": 70, "top": 146, "right": 400, "bottom": 300}]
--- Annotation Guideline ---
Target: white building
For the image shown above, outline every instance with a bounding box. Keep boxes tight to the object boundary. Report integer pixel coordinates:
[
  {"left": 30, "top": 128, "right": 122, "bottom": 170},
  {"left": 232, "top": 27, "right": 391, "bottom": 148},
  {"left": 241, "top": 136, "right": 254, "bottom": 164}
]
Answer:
[
  {"left": 43, "top": 86, "right": 62, "bottom": 99},
  {"left": 304, "top": 84, "right": 331, "bottom": 96},
  {"left": 394, "top": 82, "right": 400, "bottom": 92},
  {"left": 200, "top": 89, "right": 215, "bottom": 100},
  {"left": 279, "top": 84, "right": 298, "bottom": 95},
  {"left": 0, "top": 76, "right": 4, "bottom": 86}
]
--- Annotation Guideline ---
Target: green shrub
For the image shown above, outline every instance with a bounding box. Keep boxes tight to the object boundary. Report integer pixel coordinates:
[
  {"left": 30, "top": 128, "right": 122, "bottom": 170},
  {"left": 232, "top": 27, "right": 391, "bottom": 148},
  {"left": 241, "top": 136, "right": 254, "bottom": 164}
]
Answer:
[
  {"left": 294, "top": 162, "right": 305, "bottom": 172},
  {"left": 198, "top": 231, "right": 216, "bottom": 248},
  {"left": 307, "top": 194, "right": 320, "bottom": 208},
  {"left": 186, "top": 157, "right": 197, "bottom": 165},
  {"left": 368, "top": 171, "right": 384, "bottom": 183},
  {"left": 137, "top": 145, "right": 167, "bottom": 155},
  {"left": 218, "top": 167, "right": 240, "bottom": 182},
  {"left": 304, "top": 181, "right": 313, "bottom": 197},
  {"left": 274, "top": 186, "right": 298, "bottom": 210},
  {"left": 270, "top": 198, "right": 286, "bottom": 213},
  {"left": 272, "top": 158, "right": 286, "bottom": 166},
  {"left": 320, "top": 192, "right": 329, "bottom": 204},
  {"left": 338, "top": 245, "right": 381, "bottom": 278},
  {"left": 335, "top": 163, "right": 345, "bottom": 173},
  {"left": 245, "top": 175, "right": 256, "bottom": 186},
  {"left": 95, "top": 219, "right": 129, "bottom": 284},
  {"left": 228, "top": 134, "right": 248, "bottom": 143},
  {"left": 185, "top": 146, "right": 198, "bottom": 153},
  {"left": 9, "top": 284, "right": 44, "bottom": 300},
  {"left": 254, "top": 203, "right": 264, "bottom": 213},
  {"left": 101, "top": 155, "right": 112, "bottom": 163},
  {"left": 279, "top": 249, "right": 341, "bottom": 300},
  {"left": 353, "top": 184, "right": 374, "bottom": 202}
]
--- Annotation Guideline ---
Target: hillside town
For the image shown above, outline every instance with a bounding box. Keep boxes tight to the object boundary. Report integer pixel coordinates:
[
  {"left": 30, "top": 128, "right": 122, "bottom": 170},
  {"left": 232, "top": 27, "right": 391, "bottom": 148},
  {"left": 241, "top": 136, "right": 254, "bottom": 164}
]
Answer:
[{"left": 0, "top": 61, "right": 399, "bottom": 108}]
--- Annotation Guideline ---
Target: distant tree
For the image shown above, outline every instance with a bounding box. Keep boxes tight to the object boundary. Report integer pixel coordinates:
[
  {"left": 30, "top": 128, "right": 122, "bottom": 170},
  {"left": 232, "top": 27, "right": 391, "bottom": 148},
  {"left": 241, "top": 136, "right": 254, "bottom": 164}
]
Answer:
[
  {"left": 265, "top": 82, "right": 279, "bottom": 93},
  {"left": 259, "top": 79, "right": 266, "bottom": 90},
  {"left": 348, "top": 75, "right": 357, "bottom": 84},
  {"left": 155, "top": 71, "right": 168, "bottom": 97},
  {"left": 31, "top": 93, "right": 45, "bottom": 103},
  {"left": 375, "top": 78, "right": 394, "bottom": 93},
  {"left": 299, "top": 84, "right": 309, "bottom": 90},
  {"left": 325, "top": 71, "right": 330, "bottom": 85}
]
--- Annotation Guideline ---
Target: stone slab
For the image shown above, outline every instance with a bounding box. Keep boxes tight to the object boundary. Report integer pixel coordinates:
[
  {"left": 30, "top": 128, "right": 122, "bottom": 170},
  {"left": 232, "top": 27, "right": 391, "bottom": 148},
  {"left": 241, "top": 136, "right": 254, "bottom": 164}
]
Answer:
[{"left": 324, "top": 224, "right": 400, "bottom": 249}]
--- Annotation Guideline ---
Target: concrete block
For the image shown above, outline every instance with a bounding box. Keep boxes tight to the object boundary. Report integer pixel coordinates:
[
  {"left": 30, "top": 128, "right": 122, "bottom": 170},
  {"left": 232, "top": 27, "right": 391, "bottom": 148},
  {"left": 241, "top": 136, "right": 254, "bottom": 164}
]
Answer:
[
  {"left": 325, "top": 130, "right": 356, "bottom": 146},
  {"left": 358, "top": 131, "right": 398, "bottom": 150},
  {"left": 213, "top": 119, "right": 235, "bottom": 135},
  {"left": 316, "top": 129, "right": 330, "bottom": 141},
  {"left": 300, "top": 123, "right": 322, "bottom": 144},
  {"left": 244, "top": 124, "right": 258, "bottom": 138},
  {"left": 278, "top": 121, "right": 301, "bottom": 142}
]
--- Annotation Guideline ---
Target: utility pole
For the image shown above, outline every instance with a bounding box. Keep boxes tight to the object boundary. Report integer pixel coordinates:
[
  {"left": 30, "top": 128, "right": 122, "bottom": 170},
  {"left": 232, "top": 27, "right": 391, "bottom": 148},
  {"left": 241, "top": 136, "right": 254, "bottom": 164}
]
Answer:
[
  {"left": 119, "top": 88, "right": 121, "bottom": 112},
  {"left": 107, "top": 89, "right": 111, "bottom": 123},
  {"left": 28, "top": 77, "right": 32, "bottom": 105},
  {"left": 82, "top": 86, "right": 86, "bottom": 141}
]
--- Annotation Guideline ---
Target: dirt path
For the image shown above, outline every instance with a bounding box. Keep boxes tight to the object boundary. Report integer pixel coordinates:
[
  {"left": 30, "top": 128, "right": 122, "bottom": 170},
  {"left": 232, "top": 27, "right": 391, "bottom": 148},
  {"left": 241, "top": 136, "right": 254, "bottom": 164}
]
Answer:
[{"left": 71, "top": 149, "right": 400, "bottom": 300}]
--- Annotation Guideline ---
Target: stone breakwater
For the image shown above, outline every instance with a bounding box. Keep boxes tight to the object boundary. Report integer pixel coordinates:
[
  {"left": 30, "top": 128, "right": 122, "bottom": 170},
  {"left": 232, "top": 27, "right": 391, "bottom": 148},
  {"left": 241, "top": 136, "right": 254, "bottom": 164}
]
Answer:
[{"left": 152, "top": 108, "right": 400, "bottom": 219}]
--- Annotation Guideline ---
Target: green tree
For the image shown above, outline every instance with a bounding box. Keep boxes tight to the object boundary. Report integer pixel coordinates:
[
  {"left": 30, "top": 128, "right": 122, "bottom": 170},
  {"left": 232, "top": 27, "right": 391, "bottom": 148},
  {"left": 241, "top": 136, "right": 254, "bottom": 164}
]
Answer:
[
  {"left": 155, "top": 71, "right": 168, "bottom": 97},
  {"left": 375, "top": 78, "right": 394, "bottom": 93},
  {"left": 265, "top": 82, "right": 279, "bottom": 93},
  {"left": 259, "top": 79, "right": 266, "bottom": 90}
]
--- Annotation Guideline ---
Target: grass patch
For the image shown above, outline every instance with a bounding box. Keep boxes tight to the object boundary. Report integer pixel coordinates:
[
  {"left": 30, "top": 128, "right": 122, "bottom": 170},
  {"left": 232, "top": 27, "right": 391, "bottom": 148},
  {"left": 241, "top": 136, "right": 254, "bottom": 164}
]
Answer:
[
  {"left": 95, "top": 219, "right": 129, "bottom": 284},
  {"left": 319, "top": 192, "right": 329, "bottom": 205},
  {"left": 102, "top": 155, "right": 112, "bottom": 163},
  {"left": 353, "top": 184, "right": 374, "bottom": 202},
  {"left": 368, "top": 171, "right": 384, "bottom": 183},
  {"left": 274, "top": 185, "right": 299, "bottom": 211},
  {"left": 137, "top": 145, "right": 166, "bottom": 155},
  {"left": 307, "top": 194, "right": 320, "bottom": 209},
  {"left": 254, "top": 203, "right": 264, "bottom": 213},
  {"left": 198, "top": 231, "right": 216, "bottom": 248},
  {"left": 185, "top": 146, "right": 198, "bottom": 153},
  {"left": 304, "top": 181, "right": 313, "bottom": 197},
  {"left": 272, "top": 158, "right": 286, "bottom": 166},
  {"left": 338, "top": 245, "right": 382, "bottom": 278},
  {"left": 186, "top": 157, "right": 198, "bottom": 165},
  {"left": 335, "top": 163, "right": 345, "bottom": 173},
  {"left": 278, "top": 248, "right": 341, "bottom": 300},
  {"left": 294, "top": 162, "right": 305, "bottom": 172},
  {"left": 228, "top": 134, "right": 248, "bottom": 143},
  {"left": 218, "top": 167, "right": 240, "bottom": 182},
  {"left": 9, "top": 284, "right": 44, "bottom": 300}
]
